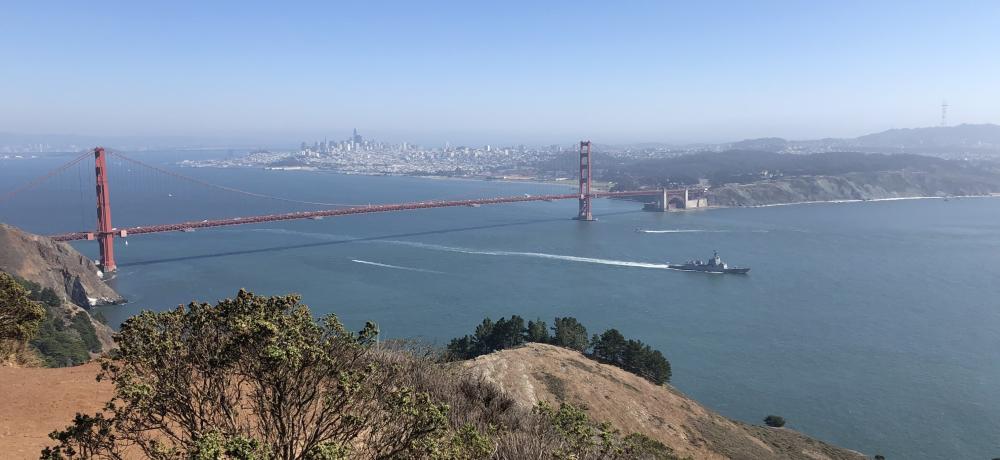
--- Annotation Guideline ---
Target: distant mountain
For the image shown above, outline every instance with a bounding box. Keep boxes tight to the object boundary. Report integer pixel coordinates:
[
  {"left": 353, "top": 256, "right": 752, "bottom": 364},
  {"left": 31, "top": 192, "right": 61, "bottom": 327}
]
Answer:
[
  {"left": 852, "top": 124, "right": 1000, "bottom": 149},
  {"left": 728, "top": 137, "right": 789, "bottom": 152},
  {"left": 720, "top": 124, "right": 1000, "bottom": 158}
]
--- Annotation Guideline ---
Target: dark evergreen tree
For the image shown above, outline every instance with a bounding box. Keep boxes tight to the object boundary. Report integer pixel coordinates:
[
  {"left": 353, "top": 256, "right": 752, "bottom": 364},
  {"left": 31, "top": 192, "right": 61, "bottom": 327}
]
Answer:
[
  {"left": 551, "top": 317, "right": 589, "bottom": 352},
  {"left": 472, "top": 317, "right": 496, "bottom": 354},
  {"left": 525, "top": 317, "right": 549, "bottom": 343},
  {"left": 447, "top": 335, "right": 476, "bottom": 360},
  {"left": 592, "top": 329, "right": 627, "bottom": 365},
  {"left": 493, "top": 315, "right": 526, "bottom": 350}
]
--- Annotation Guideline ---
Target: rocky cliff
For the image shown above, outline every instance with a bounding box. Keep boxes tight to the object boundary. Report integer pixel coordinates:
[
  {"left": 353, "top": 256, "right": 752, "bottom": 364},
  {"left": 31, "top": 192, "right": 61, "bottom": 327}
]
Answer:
[
  {"left": 0, "top": 224, "right": 123, "bottom": 307},
  {"left": 0, "top": 224, "right": 121, "bottom": 354},
  {"left": 707, "top": 170, "right": 1000, "bottom": 207},
  {"left": 462, "top": 343, "right": 865, "bottom": 460}
]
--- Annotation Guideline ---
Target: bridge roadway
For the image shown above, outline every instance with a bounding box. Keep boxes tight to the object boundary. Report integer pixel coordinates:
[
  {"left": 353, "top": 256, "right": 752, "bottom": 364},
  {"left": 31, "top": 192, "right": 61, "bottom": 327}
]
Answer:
[{"left": 48, "top": 189, "right": 667, "bottom": 242}]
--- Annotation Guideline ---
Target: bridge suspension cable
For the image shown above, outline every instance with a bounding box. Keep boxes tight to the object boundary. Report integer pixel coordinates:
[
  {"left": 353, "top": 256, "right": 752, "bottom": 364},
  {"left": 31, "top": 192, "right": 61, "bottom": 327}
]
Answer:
[
  {"left": 0, "top": 151, "right": 92, "bottom": 204},
  {"left": 108, "top": 151, "right": 368, "bottom": 208}
]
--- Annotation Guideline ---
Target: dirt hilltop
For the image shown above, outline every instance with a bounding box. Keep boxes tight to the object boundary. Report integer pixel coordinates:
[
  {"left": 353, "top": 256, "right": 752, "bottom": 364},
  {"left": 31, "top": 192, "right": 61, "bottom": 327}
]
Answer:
[{"left": 460, "top": 343, "right": 866, "bottom": 460}]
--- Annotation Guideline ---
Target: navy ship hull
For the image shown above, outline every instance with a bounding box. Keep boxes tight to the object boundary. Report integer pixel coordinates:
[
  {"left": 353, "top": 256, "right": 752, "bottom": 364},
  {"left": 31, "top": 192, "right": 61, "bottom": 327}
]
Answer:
[{"left": 668, "top": 264, "right": 750, "bottom": 274}]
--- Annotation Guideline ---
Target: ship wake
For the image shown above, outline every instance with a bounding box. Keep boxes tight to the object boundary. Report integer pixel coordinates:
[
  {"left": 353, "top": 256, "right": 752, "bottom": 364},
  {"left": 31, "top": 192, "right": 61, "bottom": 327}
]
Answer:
[
  {"left": 382, "top": 240, "right": 675, "bottom": 270},
  {"left": 351, "top": 259, "right": 444, "bottom": 274}
]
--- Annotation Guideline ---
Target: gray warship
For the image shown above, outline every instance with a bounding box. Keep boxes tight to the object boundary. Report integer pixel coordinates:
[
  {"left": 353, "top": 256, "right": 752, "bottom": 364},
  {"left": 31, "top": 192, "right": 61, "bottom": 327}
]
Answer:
[{"left": 668, "top": 251, "right": 750, "bottom": 274}]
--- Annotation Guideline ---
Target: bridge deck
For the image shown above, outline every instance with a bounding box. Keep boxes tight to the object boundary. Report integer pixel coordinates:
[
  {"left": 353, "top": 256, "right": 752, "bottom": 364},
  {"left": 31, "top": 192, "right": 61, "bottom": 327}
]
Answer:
[{"left": 48, "top": 189, "right": 673, "bottom": 242}]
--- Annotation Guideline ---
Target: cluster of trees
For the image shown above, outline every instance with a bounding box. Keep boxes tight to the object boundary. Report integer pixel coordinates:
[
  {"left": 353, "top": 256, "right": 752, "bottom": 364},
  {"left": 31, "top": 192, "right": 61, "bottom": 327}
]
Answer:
[
  {"left": 0, "top": 272, "right": 45, "bottom": 364},
  {"left": 446, "top": 315, "right": 591, "bottom": 360},
  {"left": 3, "top": 273, "right": 102, "bottom": 367},
  {"left": 591, "top": 329, "right": 672, "bottom": 385},
  {"left": 447, "top": 315, "right": 671, "bottom": 385},
  {"left": 43, "top": 290, "right": 678, "bottom": 460}
]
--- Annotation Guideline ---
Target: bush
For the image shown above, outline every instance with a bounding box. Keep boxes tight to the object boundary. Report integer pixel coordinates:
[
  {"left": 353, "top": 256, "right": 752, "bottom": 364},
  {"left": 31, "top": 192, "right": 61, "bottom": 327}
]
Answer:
[
  {"left": 7, "top": 273, "right": 101, "bottom": 367},
  {"left": 42, "top": 292, "right": 681, "bottom": 459},
  {"left": 30, "top": 320, "right": 91, "bottom": 367},
  {"left": 70, "top": 312, "right": 102, "bottom": 353},
  {"left": 533, "top": 402, "right": 680, "bottom": 459},
  {"left": 43, "top": 290, "right": 453, "bottom": 459},
  {"left": 764, "top": 415, "right": 786, "bottom": 427},
  {"left": 0, "top": 272, "right": 46, "bottom": 362}
]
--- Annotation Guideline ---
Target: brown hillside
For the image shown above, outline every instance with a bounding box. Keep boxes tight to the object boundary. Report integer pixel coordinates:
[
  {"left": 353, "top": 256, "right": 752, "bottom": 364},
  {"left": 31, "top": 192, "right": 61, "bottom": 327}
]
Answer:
[
  {"left": 460, "top": 343, "right": 865, "bottom": 460},
  {"left": 0, "top": 362, "right": 112, "bottom": 458},
  {"left": 0, "top": 345, "right": 867, "bottom": 459}
]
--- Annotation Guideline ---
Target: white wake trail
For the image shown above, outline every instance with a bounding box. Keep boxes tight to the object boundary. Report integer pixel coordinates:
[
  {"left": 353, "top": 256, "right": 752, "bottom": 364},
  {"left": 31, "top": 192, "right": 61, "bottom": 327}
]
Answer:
[
  {"left": 351, "top": 259, "right": 444, "bottom": 274},
  {"left": 638, "top": 229, "right": 728, "bottom": 233},
  {"left": 382, "top": 240, "right": 674, "bottom": 270}
]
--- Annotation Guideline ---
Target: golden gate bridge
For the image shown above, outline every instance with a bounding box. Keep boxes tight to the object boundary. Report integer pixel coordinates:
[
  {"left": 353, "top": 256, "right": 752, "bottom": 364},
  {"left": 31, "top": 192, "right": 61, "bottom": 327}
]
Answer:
[{"left": 1, "top": 142, "right": 701, "bottom": 273}]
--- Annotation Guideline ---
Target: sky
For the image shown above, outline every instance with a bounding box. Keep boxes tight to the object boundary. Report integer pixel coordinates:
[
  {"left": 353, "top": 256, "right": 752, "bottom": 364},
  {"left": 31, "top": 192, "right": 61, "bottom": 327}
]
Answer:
[{"left": 2, "top": 1, "right": 999, "bottom": 146}]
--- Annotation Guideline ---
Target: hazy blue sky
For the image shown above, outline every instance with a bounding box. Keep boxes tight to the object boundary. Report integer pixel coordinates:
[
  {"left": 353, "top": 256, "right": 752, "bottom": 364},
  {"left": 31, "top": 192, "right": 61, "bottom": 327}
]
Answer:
[{"left": 2, "top": 1, "right": 998, "bottom": 145}]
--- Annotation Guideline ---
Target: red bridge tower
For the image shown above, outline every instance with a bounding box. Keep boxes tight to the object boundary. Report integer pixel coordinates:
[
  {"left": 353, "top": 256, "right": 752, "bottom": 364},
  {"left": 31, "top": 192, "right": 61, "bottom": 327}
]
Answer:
[
  {"left": 92, "top": 147, "right": 117, "bottom": 273},
  {"left": 575, "top": 140, "right": 594, "bottom": 221}
]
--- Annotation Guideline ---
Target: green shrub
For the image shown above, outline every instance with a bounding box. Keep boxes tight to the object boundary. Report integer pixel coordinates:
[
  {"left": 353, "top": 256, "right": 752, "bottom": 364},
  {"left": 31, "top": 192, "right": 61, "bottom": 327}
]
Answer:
[
  {"left": 764, "top": 415, "right": 786, "bottom": 427},
  {"left": 43, "top": 290, "right": 452, "bottom": 459},
  {"left": 0, "top": 272, "right": 46, "bottom": 361},
  {"left": 30, "top": 320, "right": 90, "bottom": 367},
  {"left": 69, "top": 312, "right": 101, "bottom": 353},
  {"left": 6, "top": 273, "right": 105, "bottom": 366}
]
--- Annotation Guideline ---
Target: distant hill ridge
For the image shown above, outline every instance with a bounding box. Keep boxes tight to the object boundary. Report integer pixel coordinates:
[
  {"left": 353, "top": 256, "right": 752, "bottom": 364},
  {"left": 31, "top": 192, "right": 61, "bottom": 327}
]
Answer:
[
  {"left": 853, "top": 123, "right": 1000, "bottom": 148},
  {"left": 724, "top": 124, "right": 1000, "bottom": 155}
]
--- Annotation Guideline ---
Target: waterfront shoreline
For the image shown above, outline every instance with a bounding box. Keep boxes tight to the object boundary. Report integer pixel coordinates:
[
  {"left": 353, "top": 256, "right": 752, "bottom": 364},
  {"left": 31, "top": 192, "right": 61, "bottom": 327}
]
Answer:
[
  {"left": 181, "top": 163, "right": 1000, "bottom": 210},
  {"left": 718, "top": 193, "right": 1000, "bottom": 209}
]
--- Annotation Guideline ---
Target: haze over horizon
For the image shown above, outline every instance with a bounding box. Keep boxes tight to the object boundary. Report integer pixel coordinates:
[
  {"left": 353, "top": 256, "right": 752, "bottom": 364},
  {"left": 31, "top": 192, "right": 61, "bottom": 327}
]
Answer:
[{"left": 3, "top": 1, "right": 998, "bottom": 146}]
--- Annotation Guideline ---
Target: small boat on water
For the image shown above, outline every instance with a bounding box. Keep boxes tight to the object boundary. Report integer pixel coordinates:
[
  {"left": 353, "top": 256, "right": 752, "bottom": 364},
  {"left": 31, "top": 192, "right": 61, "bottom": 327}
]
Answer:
[{"left": 668, "top": 251, "right": 750, "bottom": 274}]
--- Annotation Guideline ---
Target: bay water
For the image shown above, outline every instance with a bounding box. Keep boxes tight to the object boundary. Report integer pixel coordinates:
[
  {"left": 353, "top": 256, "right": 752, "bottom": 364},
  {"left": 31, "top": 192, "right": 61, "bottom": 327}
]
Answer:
[{"left": 2, "top": 152, "right": 999, "bottom": 459}]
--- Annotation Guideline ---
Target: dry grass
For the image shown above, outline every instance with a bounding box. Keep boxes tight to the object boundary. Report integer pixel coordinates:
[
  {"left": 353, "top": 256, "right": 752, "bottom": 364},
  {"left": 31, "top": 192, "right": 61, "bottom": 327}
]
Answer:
[
  {"left": 460, "top": 343, "right": 867, "bottom": 460},
  {"left": 0, "top": 362, "right": 112, "bottom": 459}
]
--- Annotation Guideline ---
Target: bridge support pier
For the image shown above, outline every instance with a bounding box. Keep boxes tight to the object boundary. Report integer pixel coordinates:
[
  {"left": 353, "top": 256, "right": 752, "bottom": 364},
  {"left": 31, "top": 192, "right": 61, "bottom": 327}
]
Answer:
[
  {"left": 94, "top": 147, "right": 116, "bottom": 273},
  {"left": 574, "top": 140, "right": 594, "bottom": 221},
  {"left": 644, "top": 188, "right": 709, "bottom": 212}
]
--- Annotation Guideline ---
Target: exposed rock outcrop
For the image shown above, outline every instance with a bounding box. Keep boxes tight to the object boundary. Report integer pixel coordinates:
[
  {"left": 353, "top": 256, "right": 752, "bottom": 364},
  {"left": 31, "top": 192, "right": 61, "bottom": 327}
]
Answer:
[
  {"left": 0, "top": 224, "right": 123, "bottom": 307},
  {"left": 461, "top": 343, "right": 865, "bottom": 460},
  {"left": 0, "top": 224, "right": 122, "bottom": 353}
]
